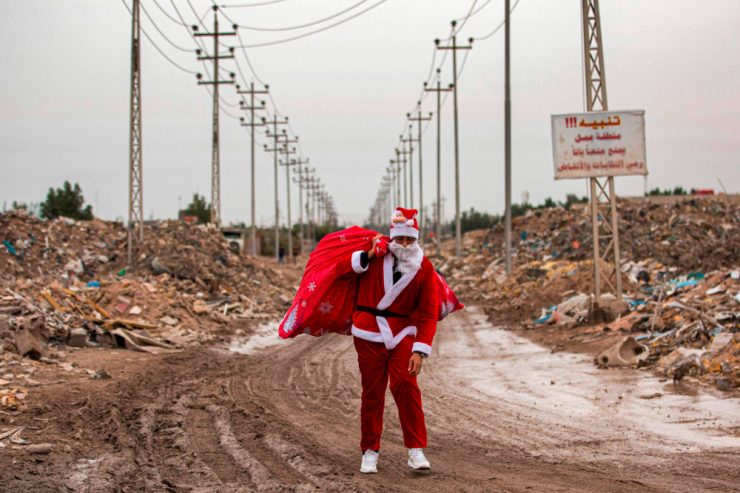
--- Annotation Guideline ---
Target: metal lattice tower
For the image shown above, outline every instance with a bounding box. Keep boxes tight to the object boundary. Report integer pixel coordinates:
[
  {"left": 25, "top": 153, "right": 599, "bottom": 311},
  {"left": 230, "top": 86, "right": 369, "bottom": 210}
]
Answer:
[
  {"left": 128, "top": 0, "right": 143, "bottom": 265},
  {"left": 581, "top": 0, "right": 623, "bottom": 300}
]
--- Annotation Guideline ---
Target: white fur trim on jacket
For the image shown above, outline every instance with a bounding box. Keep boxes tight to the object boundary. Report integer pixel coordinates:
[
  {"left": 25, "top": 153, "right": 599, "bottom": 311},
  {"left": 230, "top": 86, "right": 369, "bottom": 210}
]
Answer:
[
  {"left": 376, "top": 254, "right": 419, "bottom": 311},
  {"left": 352, "top": 323, "right": 417, "bottom": 350},
  {"left": 389, "top": 223, "right": 419, "bottom": 239},
  {"left": 351, "top": 250, "right": 368, "bottom": 274},
  {"left": 412, "top": 342, "right": 432, "bottom": 357}
]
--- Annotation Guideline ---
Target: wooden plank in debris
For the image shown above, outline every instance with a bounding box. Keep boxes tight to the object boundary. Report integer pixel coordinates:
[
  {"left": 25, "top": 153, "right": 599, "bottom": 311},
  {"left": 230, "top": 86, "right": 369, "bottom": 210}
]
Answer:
[
  {"left": 101, "top": 319, "right": 158, "bottom": 331},
  {"left": 38, "top": 290, "right": 66, "bottom": 312}
]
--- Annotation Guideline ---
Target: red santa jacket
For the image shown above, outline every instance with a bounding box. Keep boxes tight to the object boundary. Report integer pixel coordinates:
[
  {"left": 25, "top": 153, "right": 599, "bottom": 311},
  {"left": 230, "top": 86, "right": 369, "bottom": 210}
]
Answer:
[{"left": 337, "top": 250, "right": 439, "bottom": 356}]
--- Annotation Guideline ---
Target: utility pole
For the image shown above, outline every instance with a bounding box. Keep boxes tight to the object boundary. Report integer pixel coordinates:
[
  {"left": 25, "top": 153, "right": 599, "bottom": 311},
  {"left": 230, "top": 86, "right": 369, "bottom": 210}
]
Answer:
[
  {"left": 193, "top": 6, "right": 236, "bottom": 227},
  {"left": 504, "top": 0, "right": 513, "bottom": 275},
  {"left": 400, "top": 129, "right": 416, "bottom": 208},
  {"left": 128, "top": 0, "right": 143, "bottom": 266},
  {"left": 277, "top": 142, "right": 298, "bottom": 260},
  {"left": 298, "top": 166, "right": 316, "bottom": 252},
  {"left": 436, "top": 21, "right": 473, "bottom": 256},
  {"left": 407, "top": 104, "right": 432, "bottom": 239},
  {"left": 425, "top": 68, "right": 453, "bottom": 247},
  {"left": 290, "top": 159, "right": 311, "bottom": 254},
  {"left": 263, "top": 115, "right": 289, "bottom": 260},
  {"left": 581, "top": 0, "right": 622, "bottom": 302},
  {"left": 389, "top": 158, "right": 402, "bottom": 206},
  {"left": 237, "top": 83, "right": 268, "bottom": 256},
  {"left": 397, "top": 145, "right": 412, "bottom": 207}
]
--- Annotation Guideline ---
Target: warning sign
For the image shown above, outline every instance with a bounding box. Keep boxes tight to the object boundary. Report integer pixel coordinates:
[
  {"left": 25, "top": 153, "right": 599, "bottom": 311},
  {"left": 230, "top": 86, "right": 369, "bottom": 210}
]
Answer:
[{"left": 551, "top": 110, "right": 647, "bottom": 180}]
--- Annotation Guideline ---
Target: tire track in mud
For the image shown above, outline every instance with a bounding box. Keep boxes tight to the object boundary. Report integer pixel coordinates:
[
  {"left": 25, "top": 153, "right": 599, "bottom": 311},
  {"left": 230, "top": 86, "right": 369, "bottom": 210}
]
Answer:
[{"left": 7, "top": 306, "right": 734, "bottom": 492}]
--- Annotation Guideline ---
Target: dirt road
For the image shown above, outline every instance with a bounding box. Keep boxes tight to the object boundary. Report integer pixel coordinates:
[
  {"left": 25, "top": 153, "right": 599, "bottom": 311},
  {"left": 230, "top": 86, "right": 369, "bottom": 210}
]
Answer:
[{"left": 3, "top": 307, "right": 739, "bottom": 492}]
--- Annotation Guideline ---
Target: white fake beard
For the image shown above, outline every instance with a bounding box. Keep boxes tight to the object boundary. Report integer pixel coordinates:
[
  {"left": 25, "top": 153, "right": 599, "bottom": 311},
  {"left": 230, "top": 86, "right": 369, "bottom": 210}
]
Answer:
[{"left": 388, "top": 241, "right": 424, "bottom": 275}]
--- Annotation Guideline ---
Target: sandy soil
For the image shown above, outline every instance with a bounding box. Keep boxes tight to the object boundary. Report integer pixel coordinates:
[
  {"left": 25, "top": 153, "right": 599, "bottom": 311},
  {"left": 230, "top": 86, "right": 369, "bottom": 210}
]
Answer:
[{"left": 1, "top": 307, "right": 738, "bottom": 492}]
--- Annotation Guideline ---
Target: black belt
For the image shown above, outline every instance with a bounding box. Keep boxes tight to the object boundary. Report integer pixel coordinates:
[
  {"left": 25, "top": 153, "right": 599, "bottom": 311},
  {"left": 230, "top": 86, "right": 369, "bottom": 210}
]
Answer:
[{"left": 357, "top": 305, "right": 409, "bottom": 318}]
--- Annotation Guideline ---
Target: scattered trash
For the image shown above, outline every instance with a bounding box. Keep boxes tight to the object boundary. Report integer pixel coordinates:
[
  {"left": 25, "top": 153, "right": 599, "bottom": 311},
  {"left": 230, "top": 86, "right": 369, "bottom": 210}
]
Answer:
[
  {"left": 2, "top": 240, "right": 18, "bottom": 256},
  {"left": 0, "top": 388, "right": 27, "bottom": 410}
]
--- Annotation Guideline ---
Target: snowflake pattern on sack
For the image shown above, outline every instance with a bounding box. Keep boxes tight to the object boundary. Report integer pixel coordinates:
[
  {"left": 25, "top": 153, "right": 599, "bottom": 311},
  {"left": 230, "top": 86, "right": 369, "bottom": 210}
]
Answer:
[
  {"left": 308, "top": 281, "right": 317, "bottom": 292},
  {"left": 318, "top": 301, "right": 334, "bottom": 314}
]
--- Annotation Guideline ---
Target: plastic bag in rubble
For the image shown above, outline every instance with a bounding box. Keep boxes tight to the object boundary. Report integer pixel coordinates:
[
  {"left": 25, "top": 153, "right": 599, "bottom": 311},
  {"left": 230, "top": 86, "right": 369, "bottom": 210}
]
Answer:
[
  {"left": 278, "top": 226, "right": 463, "bottom": 339},
  {"left": 556, "top": 293, "right": 591, "bottom": 321}
]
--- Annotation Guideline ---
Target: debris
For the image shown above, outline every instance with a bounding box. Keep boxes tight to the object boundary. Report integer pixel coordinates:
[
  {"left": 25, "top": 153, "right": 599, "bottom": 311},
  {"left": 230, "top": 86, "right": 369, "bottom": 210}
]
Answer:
[
  {"left": 192, "top": 300, "right": 210, "bottom": 315},
  {"left": 64, "top": 259, "right": 84, "bottom": 276},
  {"left": 88, "top": 369, "right": 111, "bottom": 380},
  {"left": 659, "top": 348, "right": 704, "bottom": 383},
  {"left": 0, "top": 388, "right": 27, "bottom": 410},
  {"left": 14, "top": 326, "right": 43, "bottom": 359},
  {"left": 28, "top": 443, "right": 53, "bottom": 454},
  {"left": 0, "top": 426, "right": 28, "bottom": 445},
  {"left": 595, "top": 336, "right": 649, "bottom": 367},
  {"left": 68, "top": 328, "right": 88, "bottom": 348},
  {"left": 101, "top": 328, "right": 176, "bottom": 353},
  {"left": 709, "top": 332, "right": 733, "bottom": 353}
]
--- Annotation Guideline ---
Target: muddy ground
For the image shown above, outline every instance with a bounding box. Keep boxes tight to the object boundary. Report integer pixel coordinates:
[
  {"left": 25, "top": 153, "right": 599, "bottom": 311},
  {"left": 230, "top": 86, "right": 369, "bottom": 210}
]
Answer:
[{"left": 2, "top": 307, "right": 738, "bottom": 492}]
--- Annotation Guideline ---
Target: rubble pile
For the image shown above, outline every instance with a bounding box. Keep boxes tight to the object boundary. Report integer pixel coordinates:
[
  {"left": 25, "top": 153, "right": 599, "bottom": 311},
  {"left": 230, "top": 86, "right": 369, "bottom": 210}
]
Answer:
[
  {"left": 461, "top": 196, "right": 739, "bottom": 272},
  {"left": 0, "top": 210, "right": 298, "bottom": 361},
  {"left": 436, "top": 196, "right": 739, "bottom": 391}
]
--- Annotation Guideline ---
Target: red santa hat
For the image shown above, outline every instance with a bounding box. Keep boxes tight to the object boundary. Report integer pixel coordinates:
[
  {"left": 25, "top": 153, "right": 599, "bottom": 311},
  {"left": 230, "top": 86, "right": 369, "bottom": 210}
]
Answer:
[{"left": 389, "top": 207, "right": 419, "bottom": 239}]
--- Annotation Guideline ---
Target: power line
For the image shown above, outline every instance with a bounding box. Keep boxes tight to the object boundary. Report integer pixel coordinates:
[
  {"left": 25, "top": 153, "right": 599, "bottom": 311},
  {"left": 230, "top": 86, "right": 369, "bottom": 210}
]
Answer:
[
  {"left": 186, "top": 0, "right": 210, "bottom": 31},
  {"left": 220, "top": 0, "right": 291, "bottom": 7},
  {"left": 121, "top": 0, "right": 199, "bottom": 74},
  {"left": 168, "top": 0, "right": 209, "bottom": 55},
  {"left": 233, "top": 0, "right": 390, "bottom": 48},
  {"left": 230, "top": 0, "right": 371, "bottom": 32},
  {"left": 472, "top": 0, "right": 522, "bottom": 41},
  {"left": 454, "top": 0, "right": 480, "bottom": 33},
  {"left": 140, "top": 0, "right": 196, "bottom": 52},
  {"left": 236, "top": 31, "right": 269, "bottom": 85},
  {"left": 151, "top": 0, "right": 188, "bottom": 25},
  {"left": 454, "top": 0, "right": 495, "bottom": 25}
]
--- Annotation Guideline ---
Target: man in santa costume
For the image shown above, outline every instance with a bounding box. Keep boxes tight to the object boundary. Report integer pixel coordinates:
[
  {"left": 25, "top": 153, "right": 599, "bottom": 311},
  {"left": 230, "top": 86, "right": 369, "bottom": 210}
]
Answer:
[{"left": 340, "top": 207, "right": 439, "bottom": 474}]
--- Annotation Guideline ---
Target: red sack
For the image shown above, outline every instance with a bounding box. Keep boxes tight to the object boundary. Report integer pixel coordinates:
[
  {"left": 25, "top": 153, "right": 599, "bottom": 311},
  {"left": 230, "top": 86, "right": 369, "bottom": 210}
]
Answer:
[
  {"left": 278, "top": 226, "right": 374, "bottom": 339},
  {"left": 278, "top": 226, "right": 463, "bottom": 339},
  {"left": 435, "top": 270, "right": 464, "bottom": 321}
]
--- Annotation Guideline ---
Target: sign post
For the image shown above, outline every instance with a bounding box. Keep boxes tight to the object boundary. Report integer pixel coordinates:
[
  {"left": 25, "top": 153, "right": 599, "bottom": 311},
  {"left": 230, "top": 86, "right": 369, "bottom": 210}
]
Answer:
[{"left": 551, "top": 110, "right": 647, "bottom": 303}]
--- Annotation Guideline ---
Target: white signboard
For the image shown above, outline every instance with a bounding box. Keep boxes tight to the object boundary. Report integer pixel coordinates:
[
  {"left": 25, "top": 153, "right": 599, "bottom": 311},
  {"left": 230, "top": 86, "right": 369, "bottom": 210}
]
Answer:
[{"left": 551, "top": 110, "right": 647, "bottom": 180}]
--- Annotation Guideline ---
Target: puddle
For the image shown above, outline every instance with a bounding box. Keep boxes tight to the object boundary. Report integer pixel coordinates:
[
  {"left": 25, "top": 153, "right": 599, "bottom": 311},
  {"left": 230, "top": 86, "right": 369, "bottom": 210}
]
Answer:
[{"left": 441, "top": 307, "right": 740, "bottom": 451}]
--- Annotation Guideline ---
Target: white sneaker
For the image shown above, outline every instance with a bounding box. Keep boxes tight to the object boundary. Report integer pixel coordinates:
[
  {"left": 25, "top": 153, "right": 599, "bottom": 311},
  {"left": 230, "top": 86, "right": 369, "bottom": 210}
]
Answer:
[
  {"left": 360, "top": 450, "right": 379, "bottom": 474},
  {"left": 407, "top": 448, "right": 430, "bottom": 470}
]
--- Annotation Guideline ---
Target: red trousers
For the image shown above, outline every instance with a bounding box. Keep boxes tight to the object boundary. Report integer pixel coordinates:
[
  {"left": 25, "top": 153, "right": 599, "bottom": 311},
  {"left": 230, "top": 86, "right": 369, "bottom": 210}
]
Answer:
[{"left": 353, "top": 336, "right": 427, "bottom": 451}]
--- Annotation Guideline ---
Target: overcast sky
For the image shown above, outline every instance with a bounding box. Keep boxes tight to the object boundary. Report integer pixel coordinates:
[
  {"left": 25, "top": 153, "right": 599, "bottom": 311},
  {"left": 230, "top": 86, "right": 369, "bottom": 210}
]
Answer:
[{"left": 2, "top": 0, "right": 739, "bottom": 226}]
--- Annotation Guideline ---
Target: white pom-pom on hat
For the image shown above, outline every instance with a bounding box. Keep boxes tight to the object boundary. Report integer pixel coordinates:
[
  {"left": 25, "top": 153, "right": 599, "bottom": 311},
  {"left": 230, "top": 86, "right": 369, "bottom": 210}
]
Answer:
[{"left": 406, "top": 219, "right": 414, "bottom": 226}]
